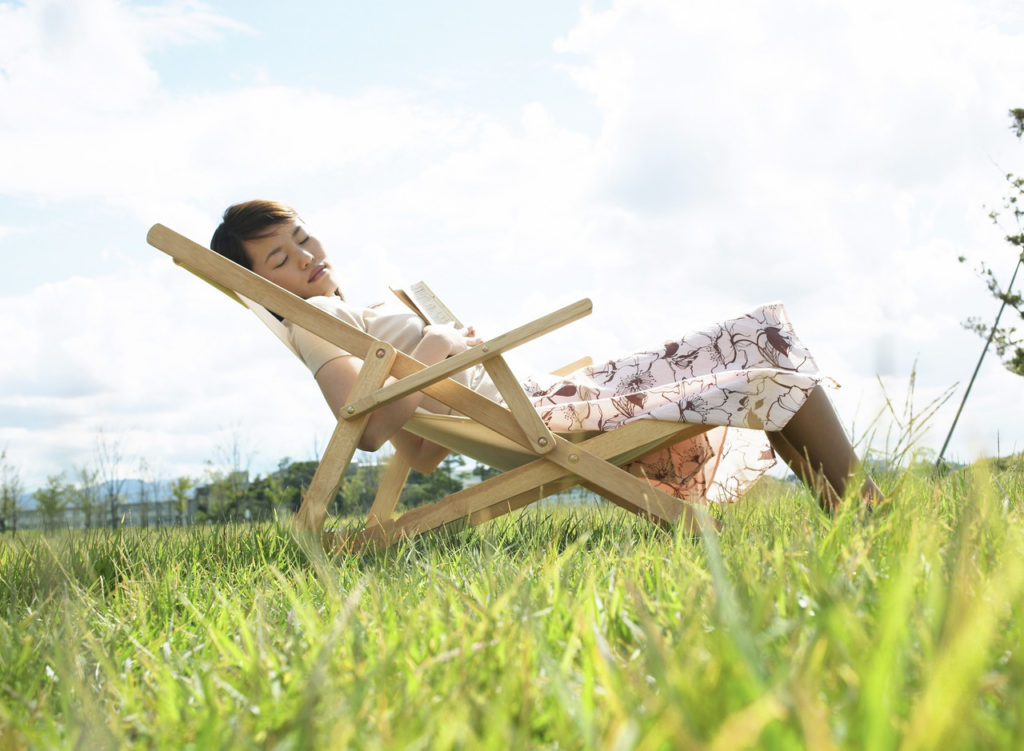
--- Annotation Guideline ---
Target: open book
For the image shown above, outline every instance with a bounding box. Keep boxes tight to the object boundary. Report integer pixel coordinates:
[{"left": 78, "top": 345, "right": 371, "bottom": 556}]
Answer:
[{"left": 389, "top": 281, "right": 464, "bottom": 329}]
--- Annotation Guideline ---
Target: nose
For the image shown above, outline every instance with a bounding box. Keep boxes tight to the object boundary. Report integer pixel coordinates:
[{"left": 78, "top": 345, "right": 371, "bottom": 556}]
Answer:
[{"left": 297, "top": 248, "right": 314, "bottom": 267}]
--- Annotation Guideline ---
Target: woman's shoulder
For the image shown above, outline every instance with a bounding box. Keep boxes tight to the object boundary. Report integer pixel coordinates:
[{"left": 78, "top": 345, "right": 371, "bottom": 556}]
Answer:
[
  {"left": 302, "top": 295, "right": 370, "bottom": 328},
  {"left": 283, "top": 296, "right": 365, "bottom": 372},
  {"left": 305, "top": 294, "right": 356, "bottom": 312},
  {"left": 287, "top": 295, "right": 422, "bottom": 343}
]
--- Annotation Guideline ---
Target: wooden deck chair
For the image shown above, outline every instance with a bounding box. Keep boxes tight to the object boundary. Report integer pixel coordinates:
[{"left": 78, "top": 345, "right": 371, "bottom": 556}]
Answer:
[{"left": 147, "top": 224, "right": 717, "bottom": 551}]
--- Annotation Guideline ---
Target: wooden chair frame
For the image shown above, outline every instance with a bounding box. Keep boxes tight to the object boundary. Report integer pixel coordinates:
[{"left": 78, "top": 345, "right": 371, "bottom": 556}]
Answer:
[{"left": 147, "top": 224, "right": 715, "bottom": 550}]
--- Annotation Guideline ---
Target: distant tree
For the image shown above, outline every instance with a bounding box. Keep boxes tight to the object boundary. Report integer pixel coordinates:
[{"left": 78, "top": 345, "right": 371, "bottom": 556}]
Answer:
[
  {"left": 271, "top": 459, "right": 319, "bottom": 503},
  {"left": 242, "top": 456, "right": 379, "bottom": 519},
  {"left": 95, "top": 431, "right": 127, "bottom": 528},
  {"left": 261, "top": 466, "right": 298, "bottom": 519},
  {"left": 958, "top": 108, "right": 1024, "bottom": 376},
  {"left": 34, "top": 474, "right": 70, "bottom": 532},
  {"left": 248, "top": 459, "right": 317, "bottom": 517},
  {"left": 169, "top": 476, "right": 194, "bottom": 526},
  {"left": 441, "top": 454, "right": 467, "bottom": 486},
  {"left": 72, "top": 465, "right": 101, "bottom": 529},
  {"left": 470, "top": 462, "right": 501, "bottom": 482},
  {"left": 0, "top": 449, "right": 23, "bottom": 534},
  {"left": 400, "top": 455, "right": 465, "bottom": 509},
  {"left": 197, "top": 429, "right": 254, "bottom": 522},
  {"left": 136, "top": 459, "right": 153, "bottom": 528},
  {"left": 940, "top": 108, "right": 1024, "bottom": 466},
  {"left": 1012, "top": 107, "right": 1024, "bottom": 138},
  {"left": 199, "top": 465, "right": 250, "bottom": 522},
  {"left": 336, "top": 461, "right": 385, "bottom": 516},
  {"left": 337, "top": 463, "right": 368, "bottom": 516}
]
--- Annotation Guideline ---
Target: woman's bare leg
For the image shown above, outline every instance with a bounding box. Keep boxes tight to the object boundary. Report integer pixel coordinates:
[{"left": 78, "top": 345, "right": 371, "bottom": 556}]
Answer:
[{"left": 767, "top": 385, "right": 882, "bottom": 513}]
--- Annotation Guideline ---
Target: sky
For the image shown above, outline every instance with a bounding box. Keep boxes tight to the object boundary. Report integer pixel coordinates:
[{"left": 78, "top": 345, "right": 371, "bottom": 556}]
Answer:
[{"left": 1, "top": 0, "right": 1023, "bottom": 491}]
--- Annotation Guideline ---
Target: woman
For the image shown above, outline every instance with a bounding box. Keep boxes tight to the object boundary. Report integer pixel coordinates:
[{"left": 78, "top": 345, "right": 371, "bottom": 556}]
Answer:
[{"left": 211, "top": 200, "right": 880, "bottom": 512}]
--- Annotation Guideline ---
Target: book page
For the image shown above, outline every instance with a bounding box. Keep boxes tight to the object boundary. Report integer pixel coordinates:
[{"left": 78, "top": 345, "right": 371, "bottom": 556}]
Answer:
[
  {"left": 408, "top": 281, "right": 463, "bottom": 328},
  {"left": 388, "top": 285, "right": 424, "bottom": 321}
]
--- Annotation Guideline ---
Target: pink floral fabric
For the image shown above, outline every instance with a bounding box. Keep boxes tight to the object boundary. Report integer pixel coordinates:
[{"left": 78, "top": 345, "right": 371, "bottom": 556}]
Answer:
[{"left": 520, "top": 303, "right": 822, "bottom": 503}]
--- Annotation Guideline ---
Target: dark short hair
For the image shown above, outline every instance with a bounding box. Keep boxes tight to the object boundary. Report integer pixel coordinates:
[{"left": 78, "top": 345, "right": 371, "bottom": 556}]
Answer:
[{"left": 210, "top": 200, "right": 300, "bottom": 268}]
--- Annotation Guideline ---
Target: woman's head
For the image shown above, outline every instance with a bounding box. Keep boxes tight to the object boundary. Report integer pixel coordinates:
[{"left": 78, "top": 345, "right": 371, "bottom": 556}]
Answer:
[{"left": 211, "top": 200, "right": 341, "bottom": 299}]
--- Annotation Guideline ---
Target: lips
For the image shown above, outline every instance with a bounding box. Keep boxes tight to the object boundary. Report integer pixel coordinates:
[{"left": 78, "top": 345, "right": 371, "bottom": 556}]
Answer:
[{"left": 308, "top": 264, "right": 326, "bottom": 283}]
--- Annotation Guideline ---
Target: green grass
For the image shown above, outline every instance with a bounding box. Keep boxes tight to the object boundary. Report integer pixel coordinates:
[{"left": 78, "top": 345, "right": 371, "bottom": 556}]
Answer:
[{"left": 2, "top": 464, "right": 1024, "bottom": 749}]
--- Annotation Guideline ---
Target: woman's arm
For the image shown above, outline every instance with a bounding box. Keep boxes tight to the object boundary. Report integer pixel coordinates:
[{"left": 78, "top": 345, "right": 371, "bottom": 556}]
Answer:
[
  {"left": 389, "top": 429, "right": 450, "bottom": 473},
  {"left": 312, "top": 324, "right": 475, "bottom": 458}
]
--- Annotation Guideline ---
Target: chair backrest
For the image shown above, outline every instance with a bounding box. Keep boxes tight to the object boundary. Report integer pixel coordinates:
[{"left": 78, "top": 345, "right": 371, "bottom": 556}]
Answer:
[
  {"left": 176, "top": 259, "right": 304, "bottom": 362},
  {"left": 239, "top": 294, "right": 304, "bottom": 362}
]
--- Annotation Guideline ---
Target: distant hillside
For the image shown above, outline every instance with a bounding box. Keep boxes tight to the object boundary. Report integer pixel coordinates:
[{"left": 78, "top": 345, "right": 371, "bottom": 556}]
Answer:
[{"left": 15, "top": 478, "right": 178, "bottom": 510}]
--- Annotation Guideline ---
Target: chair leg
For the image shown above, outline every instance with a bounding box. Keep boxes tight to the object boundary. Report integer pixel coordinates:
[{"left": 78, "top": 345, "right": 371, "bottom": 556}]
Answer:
[
  {"left": 366, "top": 452, "right": 411, "bottom": 530},
  {"left": 294, "top": 344, "right": 397, "bottom": 536},
  {"left": 294, "top": 415, "right": 370, "bottom": 535}
]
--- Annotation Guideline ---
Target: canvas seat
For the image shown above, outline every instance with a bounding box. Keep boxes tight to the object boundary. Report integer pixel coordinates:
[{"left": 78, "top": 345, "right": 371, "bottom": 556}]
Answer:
[{"left": 147, "top": 224, "right": 717, "bottom": 551}]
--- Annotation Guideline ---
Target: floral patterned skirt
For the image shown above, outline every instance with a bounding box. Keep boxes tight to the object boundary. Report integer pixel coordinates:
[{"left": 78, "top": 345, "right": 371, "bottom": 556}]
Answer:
[{"left": 519, "top": 303, "right": 823, "bottom": 503}]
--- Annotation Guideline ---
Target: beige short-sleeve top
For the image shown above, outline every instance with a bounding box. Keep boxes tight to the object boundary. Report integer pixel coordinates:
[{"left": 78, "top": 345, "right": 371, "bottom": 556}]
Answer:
[{"left": 283, "top": 295, "right": 500, "bottom": 403}]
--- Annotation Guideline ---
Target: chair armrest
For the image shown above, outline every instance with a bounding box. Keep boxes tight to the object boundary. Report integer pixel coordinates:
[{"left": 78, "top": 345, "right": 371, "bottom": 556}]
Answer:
[
  {"left": 343, "top": 299, "right": 592, "bottom": 418},
  {"left": 550, "top": 356, "right": 593, "bottom": 377}
]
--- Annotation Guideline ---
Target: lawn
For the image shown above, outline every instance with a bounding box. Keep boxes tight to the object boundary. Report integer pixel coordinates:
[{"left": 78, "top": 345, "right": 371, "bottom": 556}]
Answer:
[{"left": 1, "top": 464, "right": 1023, "bottom": 749}]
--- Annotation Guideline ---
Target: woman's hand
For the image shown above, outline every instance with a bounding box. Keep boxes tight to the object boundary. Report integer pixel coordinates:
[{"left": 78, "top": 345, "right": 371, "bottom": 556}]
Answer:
[{"left": 422, "top": 323, "right": 482, "bottom": 356}]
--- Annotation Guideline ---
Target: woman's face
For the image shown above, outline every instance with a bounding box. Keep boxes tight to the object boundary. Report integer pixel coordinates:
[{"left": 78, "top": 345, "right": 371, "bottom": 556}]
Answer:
[{"left": 242, "top": 221, "right": 340, "bottom": 299}]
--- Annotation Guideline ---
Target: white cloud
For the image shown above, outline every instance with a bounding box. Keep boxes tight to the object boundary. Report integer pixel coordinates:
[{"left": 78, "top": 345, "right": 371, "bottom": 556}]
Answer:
[
  {"left": 0, "top": 262, "right": 337, "bottom": 487},
  {"left": 0, "top": 0, "right": 244, "bottom": 122},
  {"left": 2, "top": 0, "right": 1024, "bottom": 487}
]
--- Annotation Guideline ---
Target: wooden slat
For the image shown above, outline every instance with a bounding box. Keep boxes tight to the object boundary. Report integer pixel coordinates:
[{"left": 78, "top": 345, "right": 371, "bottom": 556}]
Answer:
[
  {"left": 543, "top": 437, "right": 682, "bottom": 525},
  {"left": 365, "top": 452, "right": 411, "bottom": 529},
  {"left": 549, "top": 356, "right": 593, "bottom": 377},
  {"left": 468, "top": 476, "right": 577, "bottom": 524},
  {"left": 483, "top": 355, "right": 554, "bottom": 455},
  {"left": 174, "top": 259, "right": 246, "bottom": 307},
  {"left": 402, "top": 414, "right": 705, "bottom": 472},
  {"left": 468, "top": 421, "right": 712, "bottom": 524},
  {"left": 403, "top": 414, "right": 543, "bottom": 471},
  {"left": 379, "top": 452, "right": 573, "bottom": 538},
  {"left": 293, "top": 343, "right": 397, "bottom": 534}
]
